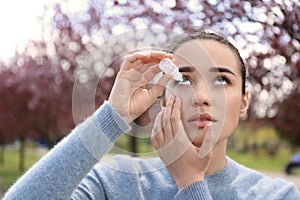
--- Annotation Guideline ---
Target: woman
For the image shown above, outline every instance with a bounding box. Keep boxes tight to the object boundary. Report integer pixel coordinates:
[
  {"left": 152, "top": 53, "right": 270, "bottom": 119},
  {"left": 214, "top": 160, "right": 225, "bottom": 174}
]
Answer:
[{"left": 4, "top": 32, "right": 300, "bottom": 199}]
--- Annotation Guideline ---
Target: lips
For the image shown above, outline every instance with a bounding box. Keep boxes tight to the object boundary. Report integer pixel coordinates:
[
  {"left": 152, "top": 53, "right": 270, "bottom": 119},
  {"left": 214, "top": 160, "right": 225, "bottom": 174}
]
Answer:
[{"left": 188, "top": 113, "right": 217, "bottom": 128}]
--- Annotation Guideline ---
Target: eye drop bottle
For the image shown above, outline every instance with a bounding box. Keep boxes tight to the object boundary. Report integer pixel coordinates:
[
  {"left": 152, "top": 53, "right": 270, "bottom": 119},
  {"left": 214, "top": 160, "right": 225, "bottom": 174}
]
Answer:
[{"left": 159, "top": 58, "right": 183, "bottom": 81}]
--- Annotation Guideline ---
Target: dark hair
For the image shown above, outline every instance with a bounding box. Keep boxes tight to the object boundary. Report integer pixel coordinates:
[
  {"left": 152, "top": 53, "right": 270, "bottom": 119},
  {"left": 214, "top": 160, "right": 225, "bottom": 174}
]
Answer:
[{"left": 168, "top": 32, "right": 247, "bottom": 95}]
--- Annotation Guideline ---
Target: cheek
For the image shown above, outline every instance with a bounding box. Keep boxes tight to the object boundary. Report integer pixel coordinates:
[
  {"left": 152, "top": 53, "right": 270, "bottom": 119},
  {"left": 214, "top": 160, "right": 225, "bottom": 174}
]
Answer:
[
  {"left": 226, "top": 93, "right": 242, "bottom": 119},
  {"left": 221, "top": 93, "right": 242, "bottom": 137}
]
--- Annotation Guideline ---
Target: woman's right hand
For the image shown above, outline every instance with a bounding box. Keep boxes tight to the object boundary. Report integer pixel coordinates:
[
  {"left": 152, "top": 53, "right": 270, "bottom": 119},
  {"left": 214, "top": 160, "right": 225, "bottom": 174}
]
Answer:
[
  {"left": 151, "top": 96, "right": 213, "bottom": 189},
  {"left": 108, "top": 51, "right": 173, "bottom": 124}
]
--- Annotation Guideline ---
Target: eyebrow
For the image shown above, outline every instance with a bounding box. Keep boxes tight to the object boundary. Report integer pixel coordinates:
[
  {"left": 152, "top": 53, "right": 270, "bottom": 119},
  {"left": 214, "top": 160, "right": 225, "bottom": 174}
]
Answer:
[
  {"left": 178, "top": 66, "right": 195, "bottom": 73},
  {"left": 178, "top": 66, "right": 235, "bottom": 76},
  {"left": 209, "top": 67, "right": 236, "bottom": 76}
]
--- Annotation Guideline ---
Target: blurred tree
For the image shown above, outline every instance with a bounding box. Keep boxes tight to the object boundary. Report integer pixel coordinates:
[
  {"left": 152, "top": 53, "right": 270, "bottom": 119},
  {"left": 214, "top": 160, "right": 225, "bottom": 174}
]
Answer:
[
  {"left": 1, "top": 0, "right": 300, "bottom": 162},
  {"left": 0, "top": 68, "right": 34, "bottom": 171},
  {"left": 0, "top": 69, "right": 18, "bottom": 164},
  {"left": 271, "top": 87, "right": 300, "bottom": 147},
  {"left": 0, "top": 57, "right": 75, "bottom": 171},
  {"left": 57, "top": 0, "right": 299, "bottom": 145}
]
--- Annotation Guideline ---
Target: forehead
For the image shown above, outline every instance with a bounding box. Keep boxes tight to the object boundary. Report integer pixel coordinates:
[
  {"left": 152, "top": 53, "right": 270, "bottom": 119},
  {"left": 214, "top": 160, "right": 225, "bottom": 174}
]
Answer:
[{"left": 173, "top": 40, "right": 240, "bottom": 74}]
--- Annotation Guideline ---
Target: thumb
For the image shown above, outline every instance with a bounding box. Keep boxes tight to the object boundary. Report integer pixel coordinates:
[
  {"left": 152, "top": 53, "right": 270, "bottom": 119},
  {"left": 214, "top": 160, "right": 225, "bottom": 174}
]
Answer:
[{"left": 148, "top": 74, "right": 173, "bottom": 99}]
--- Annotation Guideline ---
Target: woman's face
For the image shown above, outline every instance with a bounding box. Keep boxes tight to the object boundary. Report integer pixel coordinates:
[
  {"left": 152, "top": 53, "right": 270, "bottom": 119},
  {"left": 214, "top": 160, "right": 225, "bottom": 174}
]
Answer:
[{"left": 165, "top": 39, "right": 249, "bottom": 147}]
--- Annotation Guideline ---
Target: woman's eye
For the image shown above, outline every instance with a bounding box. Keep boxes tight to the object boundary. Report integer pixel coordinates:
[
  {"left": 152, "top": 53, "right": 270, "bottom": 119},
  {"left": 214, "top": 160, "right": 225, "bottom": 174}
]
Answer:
[
  {"left": 214, "top": 76, "right": 231, "bottom": 85},
  {"left": 176, "top": 76, "right": 191, "bottom": 85}
]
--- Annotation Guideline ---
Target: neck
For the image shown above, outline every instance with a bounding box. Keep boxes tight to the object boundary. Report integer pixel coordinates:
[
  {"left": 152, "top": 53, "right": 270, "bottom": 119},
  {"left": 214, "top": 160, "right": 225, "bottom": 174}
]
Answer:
[{"left": 206, "top": 139, "right": 227, "bottom": 174}]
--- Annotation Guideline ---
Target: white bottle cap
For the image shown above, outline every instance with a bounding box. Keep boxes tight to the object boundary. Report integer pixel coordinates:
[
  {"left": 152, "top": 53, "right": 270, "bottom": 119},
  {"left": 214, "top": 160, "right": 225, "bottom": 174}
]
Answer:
[{"left": 159, "top": 58, "right": 183, "bottom": 81}]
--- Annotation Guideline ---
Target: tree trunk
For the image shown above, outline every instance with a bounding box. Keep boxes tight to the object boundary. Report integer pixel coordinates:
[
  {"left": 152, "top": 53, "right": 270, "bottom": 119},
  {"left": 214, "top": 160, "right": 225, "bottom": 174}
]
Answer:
[
  {"left": 0, "top": 145, "right": 4, "bottom": 165},
  {"left": 45, "top": 137, "right": 53, "bottom": 149},
  {"left": 129, "top": 129, "right": 138, "bottom": 157},
  {"left": 19, "top": 138, "right": 26, "bottom": 173},
  {"left": 129, "top": 135, "right": 138, "bottom": 157}
]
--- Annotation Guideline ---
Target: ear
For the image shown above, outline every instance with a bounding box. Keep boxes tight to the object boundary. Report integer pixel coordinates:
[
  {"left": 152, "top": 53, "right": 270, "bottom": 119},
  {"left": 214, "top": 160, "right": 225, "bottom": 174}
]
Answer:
[{"left": 240, "top": 90, "right": 249, "bottom": 118}]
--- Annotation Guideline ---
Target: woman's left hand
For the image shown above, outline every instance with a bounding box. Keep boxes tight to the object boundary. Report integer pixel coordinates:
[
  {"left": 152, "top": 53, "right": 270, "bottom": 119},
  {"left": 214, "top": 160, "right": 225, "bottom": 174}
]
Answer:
[
  {"left": 108, "top": 51, "right": 173, "bottom": 123},
  {"left": 151, "top": 96, "right": 213, "bottom": 189}
]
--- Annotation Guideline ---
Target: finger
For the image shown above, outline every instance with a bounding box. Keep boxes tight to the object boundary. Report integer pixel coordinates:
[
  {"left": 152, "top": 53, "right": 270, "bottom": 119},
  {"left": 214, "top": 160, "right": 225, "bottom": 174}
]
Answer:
[
  {"left": 131, "top": 61, "right": 159, "bottom": 79},
  {"left": 147, "top": 74, "right": 173, "bottom": 99},
  {"left": 170, "top": 97, "right": 181, "bottom": 137},
  {"left": 126, "top": 52, "right": 150, "bottom": 63},
  {"left": 121, "top": 53, "right": 151, "bottom": 71},
  {"left": 170, "top": 98, "right": 191, "bottom": 153},
  {"left": 135, "top": 63, "right": 157, "bottom": 74},
  {"left": 142, "top": 64, "right": 161, "bottom": 82},
  {"left": 151, "top": 108, "right": 165, "bottom": 148},
  {"left": 158, "top": 118, "right": 192, "bottom": 167},
  {"left": 121, "top": 68, "right": 146, "bottom": 84},
  {"left": 131, "top": 59, "right": 143, "bottom": 69},
  {"left": 163, "top": 96, "right": 175, "bottom": 143},
  {"left": 150, "top": 51, "right": 173, "bottom": 60},
  {"left": 124, "top": 52, "right": 162, "bottom": 71},
  {"left": 122, "top": 51, "right": 172, "bottom": 75}
]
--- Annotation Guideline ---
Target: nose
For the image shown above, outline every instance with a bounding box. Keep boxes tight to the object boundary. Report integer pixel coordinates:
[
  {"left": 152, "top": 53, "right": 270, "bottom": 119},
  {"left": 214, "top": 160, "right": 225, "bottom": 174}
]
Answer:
[{"left": 191, "top": 80, "right": 212, "bottom": 107}]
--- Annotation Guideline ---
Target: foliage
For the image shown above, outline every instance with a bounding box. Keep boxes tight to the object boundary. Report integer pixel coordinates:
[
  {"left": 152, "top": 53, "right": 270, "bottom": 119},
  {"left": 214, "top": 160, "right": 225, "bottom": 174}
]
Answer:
[
  {"left": 45, "top": 0, "right": 300, "bottom": 144},
  {"left": 228, "top": 122, "right": 289, "bottom": 156},
  {"left": 0, "top": 53, "right": 74, "bottom": 147},
  {"left": 270, "top": 87, "right": 300, "bottom": 146},
  {"left": 0, "top": 0, "right": 300, "bottom": 149}
]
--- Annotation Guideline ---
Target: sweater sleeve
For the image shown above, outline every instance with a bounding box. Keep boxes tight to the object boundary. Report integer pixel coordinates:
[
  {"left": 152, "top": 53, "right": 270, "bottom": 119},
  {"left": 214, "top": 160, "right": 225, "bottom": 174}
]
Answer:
[
  {"left": 282, "top": 185, "right": 300, "bottom": 200},
  {"left": 174, "top": 181, "right": 213, "bottom": 200},
  {"left": 3, "top": 101, "right": 131, "bottom": 200}
]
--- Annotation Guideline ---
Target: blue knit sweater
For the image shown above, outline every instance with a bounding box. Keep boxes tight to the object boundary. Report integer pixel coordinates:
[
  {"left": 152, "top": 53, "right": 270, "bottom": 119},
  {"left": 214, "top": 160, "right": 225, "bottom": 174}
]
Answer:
[{"left": 3, "top": 102, "right": 300, "bottom": 200}]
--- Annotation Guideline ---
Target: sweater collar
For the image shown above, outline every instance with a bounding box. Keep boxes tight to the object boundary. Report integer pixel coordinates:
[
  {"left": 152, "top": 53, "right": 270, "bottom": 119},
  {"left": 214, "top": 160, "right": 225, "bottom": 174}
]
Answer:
[{"left": 205, "top": 156, "right": 239, "bottom": 185}]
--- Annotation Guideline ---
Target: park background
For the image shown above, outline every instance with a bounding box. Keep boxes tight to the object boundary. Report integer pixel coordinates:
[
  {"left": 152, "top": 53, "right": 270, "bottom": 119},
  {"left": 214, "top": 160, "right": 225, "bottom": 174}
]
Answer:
[{"left": 0, "top": 0, "right": 300, "bottom": 196}]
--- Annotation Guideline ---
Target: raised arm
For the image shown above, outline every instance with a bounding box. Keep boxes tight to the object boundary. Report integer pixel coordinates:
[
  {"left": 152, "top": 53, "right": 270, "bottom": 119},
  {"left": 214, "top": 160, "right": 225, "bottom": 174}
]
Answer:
[
  {"left": 4, "top": 51, "right": 172, "bottom": 200},
  {"left": 3, "top": 102, "right": 130, "bottom": 200}
]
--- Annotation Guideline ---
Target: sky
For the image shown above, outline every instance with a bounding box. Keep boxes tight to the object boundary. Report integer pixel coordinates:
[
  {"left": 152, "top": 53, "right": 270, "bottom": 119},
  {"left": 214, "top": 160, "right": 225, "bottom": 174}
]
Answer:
[
  {"left": 0, "top": 0, "right": 46, "bottom": 61},
  {"left": 0, "top": 0, "right": 266, "bottom": 63},
  {"left": 0, "top": 0, "right": 89, "bottom": 61}
]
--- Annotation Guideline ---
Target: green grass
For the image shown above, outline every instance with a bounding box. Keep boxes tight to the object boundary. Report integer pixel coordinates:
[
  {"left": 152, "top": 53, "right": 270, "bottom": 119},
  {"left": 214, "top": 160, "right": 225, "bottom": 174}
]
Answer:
[
  {"left": 227, "top": 149, "right": 291, "bottom": 172},
  {"left": 0, "top": 146, "right": 299, "bottom": 194},
  {"left": 0, "top": 149, "right": 43, "bottom": 192}
]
